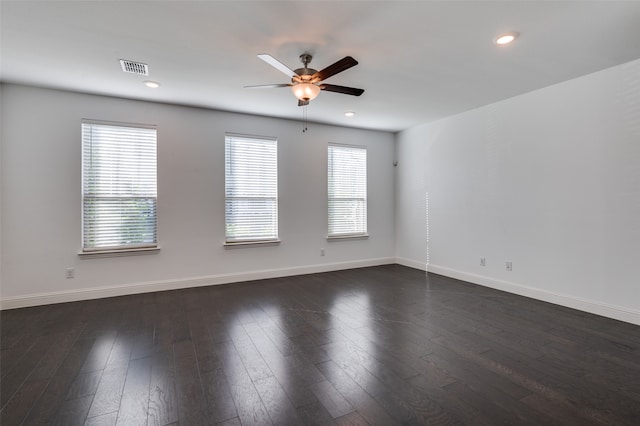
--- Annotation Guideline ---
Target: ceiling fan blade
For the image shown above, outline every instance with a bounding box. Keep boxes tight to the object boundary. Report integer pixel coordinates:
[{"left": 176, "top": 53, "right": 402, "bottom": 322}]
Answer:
[
  {"left": 313, "top": 56, "right": 358, "bottom": 82},
  {"left": 298, "top": 99, "right": 309, "bottom": 107},
  {"left": 244, "top": 84, "right": 291, "bottom": 89},
  {"left": 257, "top": 54, "right": 297, "bottom": 78},
  {"left": 320, "top": 84, "right": 364, "bottom": 96}
]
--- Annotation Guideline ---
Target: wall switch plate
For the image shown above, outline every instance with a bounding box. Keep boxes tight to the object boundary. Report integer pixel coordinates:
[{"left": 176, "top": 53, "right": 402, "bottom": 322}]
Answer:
[
  {"left": 506, "top": 261, "right": 513, "bottom": 271},
  {"left": 480, "top": 257, "right": 486, "bottom": 266},
  {"left": 66, "top": 267, "right": 75, "bottom": 279},
  {"left": 320, "top": 248, "right": 325, "bottom": 256}
]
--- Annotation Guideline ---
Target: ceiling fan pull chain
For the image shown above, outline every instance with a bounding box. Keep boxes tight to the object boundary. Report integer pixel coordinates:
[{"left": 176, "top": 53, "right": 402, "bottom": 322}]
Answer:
[{"left": 302, "top": 105, "right": 309, "bottom": 133}]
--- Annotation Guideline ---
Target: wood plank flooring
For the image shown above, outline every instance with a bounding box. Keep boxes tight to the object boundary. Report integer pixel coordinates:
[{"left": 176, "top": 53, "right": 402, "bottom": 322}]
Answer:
[{"left": 1, "top": 265, "right": 639, "bottom": 425}]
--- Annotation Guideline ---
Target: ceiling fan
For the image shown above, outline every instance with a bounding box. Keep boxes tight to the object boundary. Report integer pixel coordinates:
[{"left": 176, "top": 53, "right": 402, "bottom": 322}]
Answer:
[{"left": 245, "top": 53, "right": 364, "bottom": 106}]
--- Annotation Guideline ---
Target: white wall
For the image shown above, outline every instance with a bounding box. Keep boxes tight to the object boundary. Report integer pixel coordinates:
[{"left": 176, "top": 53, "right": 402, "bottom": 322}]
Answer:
[
  {"left": 396, "top": 59, "right": 640, "bottom": 325},
  {"left": 0, "top": 84, "right": 3, "bottom": 296},
  {"left": 0, "top": 84, "right": 396, "bottom": 307}
]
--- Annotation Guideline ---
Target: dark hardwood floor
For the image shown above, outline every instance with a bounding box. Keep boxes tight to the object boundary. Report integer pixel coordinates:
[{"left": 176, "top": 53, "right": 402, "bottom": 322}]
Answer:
[{"left": 1, "top": 264, "right": 639, "bottom": 425}]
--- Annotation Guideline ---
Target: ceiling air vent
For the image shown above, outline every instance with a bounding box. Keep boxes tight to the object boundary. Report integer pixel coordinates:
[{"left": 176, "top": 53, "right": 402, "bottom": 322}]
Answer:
[{"left": 119, "top": 59, "right": 149, "bottom": 76}]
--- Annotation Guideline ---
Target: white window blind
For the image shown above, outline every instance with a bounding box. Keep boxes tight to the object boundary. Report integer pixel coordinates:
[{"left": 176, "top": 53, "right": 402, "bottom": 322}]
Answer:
[
  {"left": 328, "top": 144, "right": 367, "bottom": 237},
  {"left": 82, "top": 122, "right": 157, "bottom": 252},
  {"left": 225, "top": 134, "right": 278, "bottom": 243}
]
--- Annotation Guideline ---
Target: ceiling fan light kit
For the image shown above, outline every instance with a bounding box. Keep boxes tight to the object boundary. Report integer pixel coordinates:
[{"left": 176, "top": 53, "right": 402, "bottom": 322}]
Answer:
[
  {"left": 246, "top": 52, "right": 364, "bottom": 106},
  {"left": 292, "top": 83, "right": 321, "bottom": 102}
]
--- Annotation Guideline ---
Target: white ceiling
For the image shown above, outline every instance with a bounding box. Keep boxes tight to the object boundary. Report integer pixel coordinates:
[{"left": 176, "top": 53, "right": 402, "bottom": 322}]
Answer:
[{"left": 2, "top": 1, "right": 640, "bottom": 132}]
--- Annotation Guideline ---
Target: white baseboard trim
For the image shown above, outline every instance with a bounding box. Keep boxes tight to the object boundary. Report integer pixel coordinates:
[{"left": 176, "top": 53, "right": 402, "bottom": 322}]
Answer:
[
  {"left": 4, "top": 258, "right": 638, "bottom": 326},
  {"left": 0, "top": 257, "right": 395, "bottom": 310},
  {"left": 395, "top": 257, "right": 427, "bottom": 271},
  {"left": 426, "top": 264, "right": 640, "bottom": 326}
]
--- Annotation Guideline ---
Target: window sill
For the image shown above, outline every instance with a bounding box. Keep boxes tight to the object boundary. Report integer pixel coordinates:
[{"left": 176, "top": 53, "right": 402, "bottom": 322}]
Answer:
[
  {"left": 78, "top": 247, "right": 160, "bottom": 259},
  {"left": 224, "top": 239, "right": 281, "bottom": 248},
  {"left": 327, "top": 234, "right": 369, "bottom": 241}
]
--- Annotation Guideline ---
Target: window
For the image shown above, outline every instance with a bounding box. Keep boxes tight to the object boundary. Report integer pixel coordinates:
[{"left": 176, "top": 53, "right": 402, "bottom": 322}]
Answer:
[
  {"left": 82, "top": 121, "right": 157, "bottom": 252},
  {"left": 328, "top": 144, "right": 367, "bottom": 237},
  {"left": 225, "top": 133, "right": 278, "bottom": 243}
]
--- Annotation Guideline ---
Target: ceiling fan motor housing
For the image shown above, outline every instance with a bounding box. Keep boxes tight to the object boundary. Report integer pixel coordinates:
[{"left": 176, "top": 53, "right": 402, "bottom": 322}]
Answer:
[
  {"left": 293, "top": 53, "right": 318, "bottom": 83},
  {"left": 293, "top": 67, "right": 317, "bottom": 77}
]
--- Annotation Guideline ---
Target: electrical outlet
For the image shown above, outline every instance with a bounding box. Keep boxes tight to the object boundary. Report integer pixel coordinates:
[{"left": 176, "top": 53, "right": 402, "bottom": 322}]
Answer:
[
  {"left": 66, "top": 267, "right": 75, "bottom": 279},
  {"left": 506, "top": 261, "right": 512, "bottom": 272},
  {"left": 480, "top": 257, "right": 486, "bottom": 267},
  {"left": 320, "top": 248, "right": 325, "bottom": 256}
]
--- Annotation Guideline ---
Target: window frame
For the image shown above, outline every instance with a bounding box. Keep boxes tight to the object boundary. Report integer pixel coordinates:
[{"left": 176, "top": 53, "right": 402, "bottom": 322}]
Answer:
[
  {"left": 327, "top": 143, "right": 368, "bottom": 239},
  {"left": 80, "top": 120, "right": 158, "bottom": 255}
]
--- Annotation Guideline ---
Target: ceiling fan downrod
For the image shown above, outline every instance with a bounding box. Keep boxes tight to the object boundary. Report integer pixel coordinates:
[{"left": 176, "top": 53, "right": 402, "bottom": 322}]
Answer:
[{"left": 299, "top": 53, "right": 313, "bottom": 68}]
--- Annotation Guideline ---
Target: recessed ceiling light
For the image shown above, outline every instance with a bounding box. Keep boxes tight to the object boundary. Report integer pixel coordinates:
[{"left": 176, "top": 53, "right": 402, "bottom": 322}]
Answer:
[
  {"left": 345, "top": 111, "right": 355, "bottom": 117},
  {"left": 495, "top": 32, "right": 519, "bottom": 45},
  {"left": 144, "top": 80, "right": 160, "bottom": 88}
]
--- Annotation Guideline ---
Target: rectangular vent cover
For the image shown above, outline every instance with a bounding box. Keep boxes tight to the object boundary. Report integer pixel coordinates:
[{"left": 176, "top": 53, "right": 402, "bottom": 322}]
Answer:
[{"left": 119, "top": 59, "right": 149, "bottom": 75}]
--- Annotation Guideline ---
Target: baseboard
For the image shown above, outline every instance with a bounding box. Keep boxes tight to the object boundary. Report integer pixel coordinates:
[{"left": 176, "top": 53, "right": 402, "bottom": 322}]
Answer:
[
  {"left": 426, "top": 264, "right": 640, "bottom": 326},
  {"left": 395, "top": 257, "right": 427, "bottom": 271},
  {"left": 0, "top": 257, "right": 395, "bottom": 310},
  {"left": 5, "top": 258, "right": 638, "bottom": 326}
]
